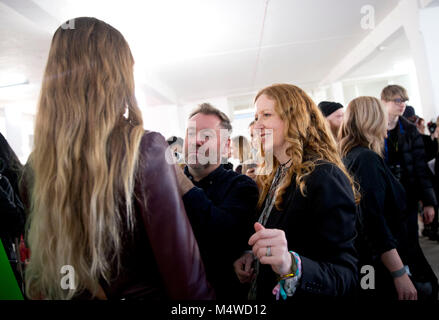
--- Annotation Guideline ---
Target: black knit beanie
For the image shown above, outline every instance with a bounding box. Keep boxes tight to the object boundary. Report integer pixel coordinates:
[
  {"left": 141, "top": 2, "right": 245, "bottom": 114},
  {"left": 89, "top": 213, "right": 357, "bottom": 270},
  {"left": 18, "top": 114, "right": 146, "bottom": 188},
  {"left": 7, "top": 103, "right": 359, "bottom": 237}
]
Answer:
[{"left": 318, "top": 101, "right": 343, "bottom": 117}]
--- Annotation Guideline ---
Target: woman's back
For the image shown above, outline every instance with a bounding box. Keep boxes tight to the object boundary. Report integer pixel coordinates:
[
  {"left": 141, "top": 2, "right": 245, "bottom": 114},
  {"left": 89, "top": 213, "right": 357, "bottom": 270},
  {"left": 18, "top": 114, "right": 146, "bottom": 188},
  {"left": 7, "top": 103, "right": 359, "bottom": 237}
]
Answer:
[
  {"left": 24, "top": 17, "right": 213, "bottom": 300},
  {"left": 344, "top": 146, "right": 407, "bottom": 264}
]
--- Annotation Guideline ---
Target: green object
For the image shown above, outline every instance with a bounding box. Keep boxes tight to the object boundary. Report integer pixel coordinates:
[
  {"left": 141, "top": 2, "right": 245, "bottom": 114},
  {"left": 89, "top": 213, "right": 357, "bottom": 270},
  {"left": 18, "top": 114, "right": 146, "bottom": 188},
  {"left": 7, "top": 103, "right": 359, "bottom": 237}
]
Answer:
[{"left": 0, "top": 239, "right": 24, "bottom": 300}]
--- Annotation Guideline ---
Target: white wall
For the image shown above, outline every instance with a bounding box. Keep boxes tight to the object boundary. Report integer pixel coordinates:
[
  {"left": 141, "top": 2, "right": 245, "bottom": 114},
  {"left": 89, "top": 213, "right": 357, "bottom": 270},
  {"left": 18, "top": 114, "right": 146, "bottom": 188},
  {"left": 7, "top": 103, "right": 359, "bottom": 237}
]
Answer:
[
  {"left": 141, "top": 96, "right": 232, "bottom": 140},
  {"left": 420, "top": 6, "right": 439, "bottom": 117},
  {"left": 141, "top": 104, "right": 181, "bottom": 140},
  {"left": 0, "top": 101, "right": 35, "bottom": 164}
]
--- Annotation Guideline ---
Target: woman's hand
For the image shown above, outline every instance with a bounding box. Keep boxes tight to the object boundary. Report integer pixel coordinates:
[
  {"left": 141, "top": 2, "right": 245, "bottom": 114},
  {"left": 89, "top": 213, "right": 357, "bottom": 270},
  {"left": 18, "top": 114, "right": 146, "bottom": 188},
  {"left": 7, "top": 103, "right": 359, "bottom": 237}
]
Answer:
[
  {"left": 248, "top": 222, "right": 292, "bottom": 276},
  {"left": 423, "top": 206, "right": 435, "bottom": 225},
  {"left": 233, "top": 252, "right": 255, "bottom": 283},
  {"left": 394, "top": 274, "right": 417, "bottom": 300}
]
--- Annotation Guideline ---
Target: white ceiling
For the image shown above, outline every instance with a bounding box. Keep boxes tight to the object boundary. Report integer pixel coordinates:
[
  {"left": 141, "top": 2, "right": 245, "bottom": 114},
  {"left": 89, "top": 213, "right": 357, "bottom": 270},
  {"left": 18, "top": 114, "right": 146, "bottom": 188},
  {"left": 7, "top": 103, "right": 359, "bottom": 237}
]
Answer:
[
  {"left": 0, "top": 0, "right": 402, "bottom": 110},
  {"left": 343, "top": 27, "right": 412, "bottom": 81}
]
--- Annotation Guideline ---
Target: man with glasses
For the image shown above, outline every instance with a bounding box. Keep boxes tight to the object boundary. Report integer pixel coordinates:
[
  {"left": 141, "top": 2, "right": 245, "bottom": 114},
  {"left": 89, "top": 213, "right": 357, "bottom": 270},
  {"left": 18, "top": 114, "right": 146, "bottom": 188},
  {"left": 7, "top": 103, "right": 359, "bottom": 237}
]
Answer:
[{"left": 381, "top": 85, "right": 438, "bottom": 299}]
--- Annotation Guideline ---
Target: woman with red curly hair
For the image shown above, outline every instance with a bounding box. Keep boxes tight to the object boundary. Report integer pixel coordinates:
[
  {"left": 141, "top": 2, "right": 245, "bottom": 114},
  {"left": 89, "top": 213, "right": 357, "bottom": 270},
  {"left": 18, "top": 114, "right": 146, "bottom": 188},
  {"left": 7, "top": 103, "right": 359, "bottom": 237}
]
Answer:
[{"left": 234, "top": 84, "right": 359, "bottom": 300}]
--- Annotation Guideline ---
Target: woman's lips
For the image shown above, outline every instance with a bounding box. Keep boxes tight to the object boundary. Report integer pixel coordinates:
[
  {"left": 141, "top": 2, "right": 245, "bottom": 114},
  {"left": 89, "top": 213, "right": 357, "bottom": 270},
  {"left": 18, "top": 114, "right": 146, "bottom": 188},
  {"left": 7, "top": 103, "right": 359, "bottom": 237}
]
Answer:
[{"left": 260, "top": 133, "right": 271, "bottom": 143}]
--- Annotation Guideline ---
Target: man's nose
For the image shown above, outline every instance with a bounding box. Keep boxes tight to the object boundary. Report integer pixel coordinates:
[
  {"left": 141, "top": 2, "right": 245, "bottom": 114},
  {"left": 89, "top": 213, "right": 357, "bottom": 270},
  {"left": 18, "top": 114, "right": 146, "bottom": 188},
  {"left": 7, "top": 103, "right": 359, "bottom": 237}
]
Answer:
[
  {"left": 186, "top": 132, "right": 202, "bottom": 148},
  {"left": 195, "top": 136, "right": 205, "bottom": 147}
]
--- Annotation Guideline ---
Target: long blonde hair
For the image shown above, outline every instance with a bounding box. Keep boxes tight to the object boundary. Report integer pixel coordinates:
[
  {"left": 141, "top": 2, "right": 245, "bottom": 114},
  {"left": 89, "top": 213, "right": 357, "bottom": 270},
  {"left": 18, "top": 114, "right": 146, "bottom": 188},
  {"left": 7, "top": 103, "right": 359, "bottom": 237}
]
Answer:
[
  {"left": 25, "top": 17, "right": 145, "bottom": 299},
  {"left": 255, "top": 84, "right": 359, "bottom": 210},
  {"left": 231, "top": 135, "right": 251, "bottom": 163},
  {"left": 339, "top": 96, "right": 387, "bottom": 158}
]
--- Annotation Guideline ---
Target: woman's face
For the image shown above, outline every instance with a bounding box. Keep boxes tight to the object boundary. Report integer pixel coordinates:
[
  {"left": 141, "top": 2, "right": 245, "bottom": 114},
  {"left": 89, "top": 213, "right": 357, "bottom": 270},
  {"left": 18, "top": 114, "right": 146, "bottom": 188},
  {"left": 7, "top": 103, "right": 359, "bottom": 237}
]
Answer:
[
  {"left": 249, "top": 124, "right": 258, "bottom": 150},
  {"left": 254, "top": 94, "right": 287, "bottom": 156},
  {"left": 231, "top": 141, "right": 240, "bottom": 159},
  {"left": 326, "top": 108, "right": 344, "bottom": 130}
]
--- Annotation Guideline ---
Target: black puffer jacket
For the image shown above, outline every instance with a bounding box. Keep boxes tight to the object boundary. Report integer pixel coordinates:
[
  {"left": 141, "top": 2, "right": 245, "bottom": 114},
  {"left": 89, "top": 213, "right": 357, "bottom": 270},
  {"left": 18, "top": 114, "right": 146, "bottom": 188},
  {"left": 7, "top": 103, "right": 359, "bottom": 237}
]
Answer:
[{"left": 394, "top": 116, "right": 437, "bottom": 206}]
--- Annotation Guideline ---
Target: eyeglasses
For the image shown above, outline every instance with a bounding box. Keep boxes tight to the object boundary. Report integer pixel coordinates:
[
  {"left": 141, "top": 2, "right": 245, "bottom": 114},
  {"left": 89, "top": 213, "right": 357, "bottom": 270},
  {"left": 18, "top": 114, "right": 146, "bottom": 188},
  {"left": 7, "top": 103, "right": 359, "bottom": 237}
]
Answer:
[{"left": 391, "top": 98, "right": 408, "bottom": 104}]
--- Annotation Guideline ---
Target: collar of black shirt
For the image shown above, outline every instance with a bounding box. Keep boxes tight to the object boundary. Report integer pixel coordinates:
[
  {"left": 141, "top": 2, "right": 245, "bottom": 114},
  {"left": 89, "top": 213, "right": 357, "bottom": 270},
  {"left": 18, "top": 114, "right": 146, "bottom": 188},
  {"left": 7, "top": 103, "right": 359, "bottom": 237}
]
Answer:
[{"left": 184, "top": 164, "right": 225, "bottom": 187}]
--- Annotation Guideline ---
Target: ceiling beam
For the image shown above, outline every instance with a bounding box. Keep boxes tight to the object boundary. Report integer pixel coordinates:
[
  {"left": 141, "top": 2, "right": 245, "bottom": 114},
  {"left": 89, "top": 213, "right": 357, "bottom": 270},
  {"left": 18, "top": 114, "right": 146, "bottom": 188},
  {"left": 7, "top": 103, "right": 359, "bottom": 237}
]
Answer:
[{"left": 319, "top": 1, "right": 405, "bottom": 86}]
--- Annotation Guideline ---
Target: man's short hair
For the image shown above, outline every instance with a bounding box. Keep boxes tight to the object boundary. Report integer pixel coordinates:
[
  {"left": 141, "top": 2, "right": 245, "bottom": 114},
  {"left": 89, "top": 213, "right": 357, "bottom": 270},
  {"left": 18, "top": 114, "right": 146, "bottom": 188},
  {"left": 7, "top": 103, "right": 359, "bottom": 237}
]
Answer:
[
  {"left": 381, "top": 85, "right": 409, "bottom": 101},
  {"left": 189, "top": 102, "right": 232, "bottom": 132}
]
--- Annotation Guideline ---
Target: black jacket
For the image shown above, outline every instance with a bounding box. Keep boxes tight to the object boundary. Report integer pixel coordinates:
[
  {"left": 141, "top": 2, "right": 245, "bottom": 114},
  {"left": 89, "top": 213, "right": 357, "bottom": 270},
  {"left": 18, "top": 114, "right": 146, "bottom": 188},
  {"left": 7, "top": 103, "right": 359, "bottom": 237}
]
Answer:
[
  {"left": 0, "top": 133, "right": 25, "bottom": 238},
  {"left": 386, "top": 116, "right": 437, "bottom": 206},
  {"left": 255, "top": 162, "right": 358, "bottom": 299},
  {"left": 344, "top": 146, "right": 407, "bottom": 264},
  {"left": 421, "top": 134, "right": 438, "bottom": 162},
  {"left": 183, "top": 165, "right": 259, "bottom": 299}
]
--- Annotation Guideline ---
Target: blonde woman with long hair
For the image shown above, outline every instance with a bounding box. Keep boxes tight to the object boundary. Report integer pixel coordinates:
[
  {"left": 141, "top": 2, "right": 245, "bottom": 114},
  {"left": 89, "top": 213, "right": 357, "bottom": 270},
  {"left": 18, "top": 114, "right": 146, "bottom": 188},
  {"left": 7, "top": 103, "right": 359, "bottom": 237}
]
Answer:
[
  {"left": 22, "top": 17, "right": 213, "bottom": 300},
  {"left": 231, "top": 135, "right": 252, "bottom": 174},
  {"left": 340, "top": 96, "right": 417, "bottom": 300},
  {"left": 233, "top": 84, "right": 358, "bottom": 300}
]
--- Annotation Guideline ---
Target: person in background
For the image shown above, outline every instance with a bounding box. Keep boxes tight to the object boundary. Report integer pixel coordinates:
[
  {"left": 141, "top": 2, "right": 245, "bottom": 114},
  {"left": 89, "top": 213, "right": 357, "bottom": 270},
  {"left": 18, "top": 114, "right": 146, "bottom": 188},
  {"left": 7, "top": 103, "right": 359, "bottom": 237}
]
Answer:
[
  {"left": 415, "top": 117, "right": 426, "bottom": 135},
  {"left": 234, "top": 84, "right": 358, "bottom": 301},
  {"left": 422, "top": 118, "right": 439, "bottom": 162},
  {"left": 402, "top": 106, "right": 439, "bottom": 251},
  {"left": 248, "top": 120, "right": 258, "bottom": 157},
  {"left": 167, "top": 136, "right": 185, "bottom": 166},
  {"left": 0, "top": 132, "right": 26, "bottom": 294},
  {"left": 381, "top": 84, "right": 438, "bottom": 300},
  {"left": 429, "top": 116, "right": 439, "bottom": 242},
  {"left": 222, "top": 134, "right": 234, "bottom": 171},
  {"left": 231, "top": 135, "right": 252, "bottom": 174},
  {"left": 174, "top": 103, "right": 259, "bottom": 299},
  {"left": 421, "top": 116, "right": 439, "bottom": 242},
  {"left": 403, "top": 106, "right": 438, "bottom": 161},
  {"left": 340, "top": 96, "right": 417, "bottom": 300},
  {"left": 21, "top": 17, "right": 213, "bottom": 300},
  {"left": 244, "top": 121, "right": 259, "bottom": 180},
  {"left": 318, "top": 101, "right": 344, "bottom": 140},
  {"left": 402, "top": 105, "right": 417, "bottom": 123}
]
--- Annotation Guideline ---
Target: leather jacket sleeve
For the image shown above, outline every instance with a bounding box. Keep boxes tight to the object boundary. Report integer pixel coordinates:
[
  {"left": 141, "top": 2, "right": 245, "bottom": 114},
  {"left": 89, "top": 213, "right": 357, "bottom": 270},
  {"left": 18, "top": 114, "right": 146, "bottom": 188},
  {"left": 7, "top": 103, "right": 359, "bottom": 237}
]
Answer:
[{"left": 135, "top": 131, "right": 215, "bottom": 300}]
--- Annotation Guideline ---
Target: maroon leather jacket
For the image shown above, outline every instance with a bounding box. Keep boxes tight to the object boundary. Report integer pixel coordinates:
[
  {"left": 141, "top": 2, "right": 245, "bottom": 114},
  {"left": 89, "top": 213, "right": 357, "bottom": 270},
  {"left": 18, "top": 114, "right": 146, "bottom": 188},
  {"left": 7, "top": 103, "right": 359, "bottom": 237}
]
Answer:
[
  {"left": 101, "top": 131, "right": 214, "bottom": 299},
  {"left": 21, "top": 131, "right": 214, "bottom": 300}
]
